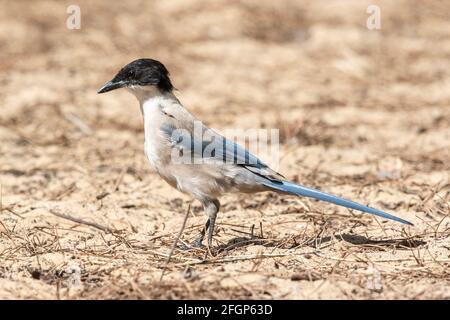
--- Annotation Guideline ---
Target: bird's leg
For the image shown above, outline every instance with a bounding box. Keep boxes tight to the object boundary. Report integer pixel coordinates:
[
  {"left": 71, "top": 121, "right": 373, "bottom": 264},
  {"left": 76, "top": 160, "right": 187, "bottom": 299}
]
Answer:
[
  {"left": 205, "top": 199, "right": 220, "bottom": 247},
  {"left": 207, "top": 211, "right": 217, "bottom": 247},
  {"left": 191, "top": 219, "right": 210, "bottom": 248},
  {"left": 191, "top": 199, "right": 220, "bottom": 248}
]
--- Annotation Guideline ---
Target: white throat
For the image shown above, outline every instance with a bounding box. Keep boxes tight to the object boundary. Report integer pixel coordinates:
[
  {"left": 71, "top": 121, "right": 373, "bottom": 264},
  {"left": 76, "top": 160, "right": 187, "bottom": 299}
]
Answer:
[
  {"left": 127, "top": 86, "right": 178, "bottom": 115},
  {"left": 127, "top": 86, "right": 177, "bottom": 104}
]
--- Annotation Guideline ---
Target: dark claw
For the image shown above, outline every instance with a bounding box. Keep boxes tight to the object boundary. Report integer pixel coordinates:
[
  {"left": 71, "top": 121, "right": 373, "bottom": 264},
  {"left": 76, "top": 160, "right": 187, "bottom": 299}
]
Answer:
[
  {"left": 177, "top": 243, "right": 194, "bottom": 251},
  {"left": 178, "top": 242, "right": 204, "bottom": 251},
  {"left": 191, "top": 237, "right": 205, "bottom": 248}
]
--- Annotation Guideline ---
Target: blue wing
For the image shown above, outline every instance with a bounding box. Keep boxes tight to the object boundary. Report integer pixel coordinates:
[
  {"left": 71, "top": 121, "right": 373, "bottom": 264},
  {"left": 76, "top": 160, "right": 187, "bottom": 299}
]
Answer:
[{"left": 160, "top": 122, "right": 412, "bottom": 225}]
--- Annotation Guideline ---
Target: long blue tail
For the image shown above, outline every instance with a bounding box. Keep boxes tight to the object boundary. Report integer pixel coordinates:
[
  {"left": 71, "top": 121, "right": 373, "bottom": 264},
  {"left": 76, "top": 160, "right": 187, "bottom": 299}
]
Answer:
[{"left": 265, "top": 181, "right": 413, "bottom": 225}]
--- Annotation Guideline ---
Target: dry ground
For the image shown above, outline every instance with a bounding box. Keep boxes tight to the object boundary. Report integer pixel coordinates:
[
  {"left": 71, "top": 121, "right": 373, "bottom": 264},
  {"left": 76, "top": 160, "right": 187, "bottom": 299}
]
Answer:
[{"left": 0, "top": 0, "right": 450, "bottom": 299}]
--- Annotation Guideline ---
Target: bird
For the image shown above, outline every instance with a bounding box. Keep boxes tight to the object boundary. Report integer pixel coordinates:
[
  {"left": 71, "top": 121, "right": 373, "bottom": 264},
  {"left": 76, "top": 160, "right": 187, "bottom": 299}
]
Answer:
[{"left": 98, "top": 58, "right": 412, "bottom": 248}]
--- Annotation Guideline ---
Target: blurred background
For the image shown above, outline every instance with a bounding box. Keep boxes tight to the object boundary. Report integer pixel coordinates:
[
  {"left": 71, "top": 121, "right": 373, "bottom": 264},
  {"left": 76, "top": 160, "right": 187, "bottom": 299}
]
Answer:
[{"left": 0, "top": 0, "right": 449, "bottom": 299}]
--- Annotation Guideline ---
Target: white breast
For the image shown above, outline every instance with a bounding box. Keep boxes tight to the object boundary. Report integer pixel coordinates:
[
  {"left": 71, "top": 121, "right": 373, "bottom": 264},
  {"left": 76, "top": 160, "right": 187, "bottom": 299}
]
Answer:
[{"left": 141, "top": 96, "right": 166, "bottom": 169}]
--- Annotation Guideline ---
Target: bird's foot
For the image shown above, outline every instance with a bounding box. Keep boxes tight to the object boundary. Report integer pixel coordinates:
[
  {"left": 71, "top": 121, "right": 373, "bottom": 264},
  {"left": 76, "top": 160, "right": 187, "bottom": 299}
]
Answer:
[
  {"left": 191, "top": 234, "right": 206, "bottom": 249},
  {"left": 177, "top": 236, "right": 205, "bottom": 251},
  {"left": 192, "top": 242, "right": 205, "bottom": 249},
  {"left": 177, "top": 243, "right": 192, "bottom": 251}
]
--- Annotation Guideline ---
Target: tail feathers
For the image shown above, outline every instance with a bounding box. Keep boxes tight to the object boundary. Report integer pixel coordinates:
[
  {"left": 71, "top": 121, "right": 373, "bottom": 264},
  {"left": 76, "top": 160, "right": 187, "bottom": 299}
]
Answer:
[{"left": 265, "top": 181, "right": 413, "bottom": 226}]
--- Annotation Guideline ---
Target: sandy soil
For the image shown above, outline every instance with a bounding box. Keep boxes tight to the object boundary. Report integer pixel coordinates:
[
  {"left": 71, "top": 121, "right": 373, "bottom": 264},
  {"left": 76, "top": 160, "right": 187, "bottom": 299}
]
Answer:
[{"left": 0, "top": 0, "right": 449, "bottom": 299}]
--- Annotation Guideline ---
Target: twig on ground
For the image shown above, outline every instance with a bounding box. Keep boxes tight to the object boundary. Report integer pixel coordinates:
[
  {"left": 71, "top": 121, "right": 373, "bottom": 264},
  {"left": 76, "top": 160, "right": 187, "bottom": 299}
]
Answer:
[
  {"left": 47, "top": 208, "right": 114, "bottom": 233},
  {"left": 174, "top": 251, "right": 314, "bottom": 267},
  {"left": 61, "top": 110, "right": 92, "bottom": 135},
  {"left": 159, "top": 204, "right": 190, "bottom": 282},
  {"left": 112, "top": 167, "right": 128, "bottom": 192}
]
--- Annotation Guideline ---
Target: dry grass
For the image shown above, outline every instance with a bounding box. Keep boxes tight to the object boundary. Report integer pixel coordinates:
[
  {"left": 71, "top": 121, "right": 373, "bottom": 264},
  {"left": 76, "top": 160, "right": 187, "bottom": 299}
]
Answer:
[{"left": 0, "top": 0, "right": 450, "bottom": 299}]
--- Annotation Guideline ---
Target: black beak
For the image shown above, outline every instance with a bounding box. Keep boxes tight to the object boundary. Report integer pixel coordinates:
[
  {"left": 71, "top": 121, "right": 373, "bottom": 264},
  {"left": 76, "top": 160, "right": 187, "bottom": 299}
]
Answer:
[{"left": 97, "top": 80, "right": 127, "bottom": 94}]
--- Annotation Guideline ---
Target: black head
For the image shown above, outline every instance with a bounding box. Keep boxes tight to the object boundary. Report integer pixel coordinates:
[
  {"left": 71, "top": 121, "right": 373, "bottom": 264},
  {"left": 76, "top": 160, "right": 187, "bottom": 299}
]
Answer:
[{"left": 98, "top": 58, "right": 173, "bottom": 94}]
